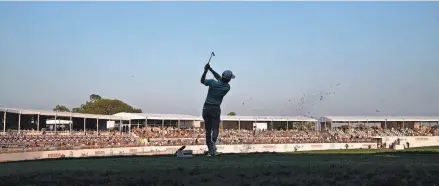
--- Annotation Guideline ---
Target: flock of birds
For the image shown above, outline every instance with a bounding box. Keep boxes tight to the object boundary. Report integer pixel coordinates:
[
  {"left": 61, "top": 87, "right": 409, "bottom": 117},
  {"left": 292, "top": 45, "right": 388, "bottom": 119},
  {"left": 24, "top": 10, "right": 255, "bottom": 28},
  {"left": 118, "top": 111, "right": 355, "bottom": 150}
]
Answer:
[
  {"left": 240, "top": 82, "right": 341, "bottom": 119},
  {"left": 238, "top": 81, "right": 385, "bottom": 120}
]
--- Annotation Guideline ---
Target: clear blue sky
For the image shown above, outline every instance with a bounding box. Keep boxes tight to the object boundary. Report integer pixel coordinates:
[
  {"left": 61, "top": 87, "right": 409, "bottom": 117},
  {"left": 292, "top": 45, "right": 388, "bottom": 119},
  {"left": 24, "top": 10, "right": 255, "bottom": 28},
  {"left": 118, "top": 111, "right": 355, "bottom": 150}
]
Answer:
[{"left": 0, "top": 2, "right": 438, "bottom": 117}]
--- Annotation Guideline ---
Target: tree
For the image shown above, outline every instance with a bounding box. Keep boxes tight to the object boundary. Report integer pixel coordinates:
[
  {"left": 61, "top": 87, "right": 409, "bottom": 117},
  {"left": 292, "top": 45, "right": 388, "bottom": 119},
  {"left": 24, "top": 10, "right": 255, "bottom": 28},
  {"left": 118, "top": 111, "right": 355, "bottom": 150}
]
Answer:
[
  {"left": 227, "top": 112, "right": 236, "bottom": 116},
  {"left": 89, "top": 94, "right": 102, "bottom": 102},
  {"left": 132, "top": 108, "right": 142, "bottom": 113},
  {"left": 70, "top": 94, "right": 142, "bottom": 115},
  {"left": 53, "top": 105, "right": 70, "bottom": 112},
  {"left": 71, "top": 107, "right": 81, "bottom": 113}
]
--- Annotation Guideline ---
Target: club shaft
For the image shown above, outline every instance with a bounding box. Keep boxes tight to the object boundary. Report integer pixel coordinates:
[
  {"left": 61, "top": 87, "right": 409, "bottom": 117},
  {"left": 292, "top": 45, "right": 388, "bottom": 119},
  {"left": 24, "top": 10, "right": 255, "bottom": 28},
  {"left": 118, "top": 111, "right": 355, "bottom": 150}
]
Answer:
[{"left": 207, "top": 53, "right": 214, "bottom": 64}]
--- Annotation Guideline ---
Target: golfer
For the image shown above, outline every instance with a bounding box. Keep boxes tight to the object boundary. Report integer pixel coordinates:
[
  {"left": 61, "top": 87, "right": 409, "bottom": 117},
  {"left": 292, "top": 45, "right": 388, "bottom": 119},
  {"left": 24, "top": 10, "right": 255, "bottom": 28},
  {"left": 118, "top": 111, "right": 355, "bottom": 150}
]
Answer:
[{"left": 200, "top": 63, "right": 234, "bottom": 156}]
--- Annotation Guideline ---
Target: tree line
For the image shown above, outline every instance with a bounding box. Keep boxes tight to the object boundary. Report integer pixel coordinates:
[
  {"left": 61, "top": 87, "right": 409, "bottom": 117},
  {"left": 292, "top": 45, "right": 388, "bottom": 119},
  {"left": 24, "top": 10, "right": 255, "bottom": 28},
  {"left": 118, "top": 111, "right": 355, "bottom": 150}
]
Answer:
[
  {"left": 53, "top": 94, "right": 142, "bottom": 115},
  {"left": 53, "top": 94, "right": 237, "bottom": 116}
]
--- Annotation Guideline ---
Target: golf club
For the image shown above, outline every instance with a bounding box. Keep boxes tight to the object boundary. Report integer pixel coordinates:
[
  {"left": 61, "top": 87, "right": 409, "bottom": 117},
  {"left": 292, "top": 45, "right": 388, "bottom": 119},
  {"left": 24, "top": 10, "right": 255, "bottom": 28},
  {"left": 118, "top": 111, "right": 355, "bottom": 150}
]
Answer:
[{"left": 207, "top": 52, "right": 215, "bottom": 64}]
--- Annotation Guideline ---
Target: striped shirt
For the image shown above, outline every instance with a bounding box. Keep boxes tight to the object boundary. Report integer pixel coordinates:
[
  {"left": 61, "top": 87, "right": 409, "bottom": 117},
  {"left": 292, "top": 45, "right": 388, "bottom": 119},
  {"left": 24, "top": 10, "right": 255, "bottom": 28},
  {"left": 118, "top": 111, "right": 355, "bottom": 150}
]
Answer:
[{"left": 203, "top": 79, "right": 230, "bottom": 106}]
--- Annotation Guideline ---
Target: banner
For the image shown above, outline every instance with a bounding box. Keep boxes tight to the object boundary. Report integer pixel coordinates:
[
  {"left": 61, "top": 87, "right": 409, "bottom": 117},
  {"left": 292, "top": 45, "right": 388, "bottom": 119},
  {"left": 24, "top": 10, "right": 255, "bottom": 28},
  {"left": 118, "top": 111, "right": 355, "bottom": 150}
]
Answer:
[
  {"left": 95, "top": 150, "right": 105, "bottom": 156},
  {"left": 47, "top": 153, "right": 64, "bottom": 159},
  {"left": 0, "top": 142, "right": 386, "bottom": 163},
  {"left": 240, "top": 144, "right": 252, "bottom": 153},
  {"left": 415, "top": 137, "right": 429, "bottom": 141},
  {"left": 262, "top": 145, "right": 276, "bottom": 151},
  {"left": 311, "top": 144, "right": 322, "bottom": 148}
]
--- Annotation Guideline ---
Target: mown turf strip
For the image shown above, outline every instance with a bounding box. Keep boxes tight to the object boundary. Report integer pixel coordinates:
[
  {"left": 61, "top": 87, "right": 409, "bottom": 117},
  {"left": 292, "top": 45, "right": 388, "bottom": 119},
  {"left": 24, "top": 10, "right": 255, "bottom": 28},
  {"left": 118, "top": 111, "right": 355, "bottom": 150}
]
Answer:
[{"left": 1, "top": 148, "right": 439, "bottom": 186}]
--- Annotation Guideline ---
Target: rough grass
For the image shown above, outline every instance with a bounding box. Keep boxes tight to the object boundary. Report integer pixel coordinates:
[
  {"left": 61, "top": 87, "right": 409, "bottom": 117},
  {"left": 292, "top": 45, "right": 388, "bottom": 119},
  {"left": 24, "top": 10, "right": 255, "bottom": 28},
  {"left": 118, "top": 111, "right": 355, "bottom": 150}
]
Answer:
[{"left": 1, "top": 147, "right": 439, "bottom": 186}]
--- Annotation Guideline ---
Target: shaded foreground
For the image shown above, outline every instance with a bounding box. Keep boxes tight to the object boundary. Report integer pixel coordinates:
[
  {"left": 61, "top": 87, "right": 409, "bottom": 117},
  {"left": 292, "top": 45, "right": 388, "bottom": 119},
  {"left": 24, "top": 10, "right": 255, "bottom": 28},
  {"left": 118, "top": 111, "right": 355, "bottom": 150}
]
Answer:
[{"left": 1, "top": 149, "right": 439, "bottom": 186}]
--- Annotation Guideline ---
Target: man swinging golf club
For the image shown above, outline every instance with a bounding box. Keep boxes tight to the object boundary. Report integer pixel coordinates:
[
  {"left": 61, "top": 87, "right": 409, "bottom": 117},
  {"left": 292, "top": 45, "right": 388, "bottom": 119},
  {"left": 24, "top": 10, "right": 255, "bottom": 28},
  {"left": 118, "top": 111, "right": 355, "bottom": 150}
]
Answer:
[{"left": 201, "top": 63, "right": 234, "bottom": 156}]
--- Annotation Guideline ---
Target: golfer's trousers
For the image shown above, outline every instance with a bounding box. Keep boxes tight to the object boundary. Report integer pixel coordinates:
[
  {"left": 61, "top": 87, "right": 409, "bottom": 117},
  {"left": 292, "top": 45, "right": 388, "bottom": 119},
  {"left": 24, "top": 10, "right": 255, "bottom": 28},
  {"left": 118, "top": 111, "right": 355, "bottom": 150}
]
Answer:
[{"left": 202, "top": 103, "right": 221, "bottom": 153}]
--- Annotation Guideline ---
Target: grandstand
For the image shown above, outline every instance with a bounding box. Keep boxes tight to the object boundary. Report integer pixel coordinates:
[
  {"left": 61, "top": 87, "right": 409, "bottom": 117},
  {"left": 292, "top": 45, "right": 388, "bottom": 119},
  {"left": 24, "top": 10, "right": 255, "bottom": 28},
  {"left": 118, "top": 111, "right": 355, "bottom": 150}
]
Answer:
[
  {"left": 1, "top": 108, "right": 319, "bottom": 133},
  {"left": 0, "top": 108, "right": 124, "bottom": 133},
  {"left": 212, "top": 115, "right": 317, "bottom": 130},
  {"left": 319, "top": 116, "right": 439, "bottom": 130},
  {"left": 0, "top": 108, "right": 204, "bottom": 133},
  {"left": 114, "top": 112, "right": 201, "bottom": 129},
  {"left": 1, "top": 107, "right": 439, "bottom": 163}
]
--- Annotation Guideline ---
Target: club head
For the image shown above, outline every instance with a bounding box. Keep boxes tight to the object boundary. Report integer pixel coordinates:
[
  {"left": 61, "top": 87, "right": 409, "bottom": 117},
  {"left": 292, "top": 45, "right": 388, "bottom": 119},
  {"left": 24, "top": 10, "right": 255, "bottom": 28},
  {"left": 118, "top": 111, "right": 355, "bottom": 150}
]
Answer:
[{"left": 212, "top": 52, "right": 215, "bottom": 56}]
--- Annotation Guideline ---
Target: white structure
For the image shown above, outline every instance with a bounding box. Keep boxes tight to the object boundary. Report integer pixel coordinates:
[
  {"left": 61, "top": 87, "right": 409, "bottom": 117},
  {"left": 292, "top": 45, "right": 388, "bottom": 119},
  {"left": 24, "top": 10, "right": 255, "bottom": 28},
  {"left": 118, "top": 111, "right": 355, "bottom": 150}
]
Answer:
[
  {"left": 46, "top": 119, "right": 73, "bottom": 125},
  {"left": 209, "top": 115, "right": 318, "bottom": 130},
  {"left": 319, "top": 116, "right": 439, "bottom": 130},
  {"left": 253, "top": 122, "right": 268, "bottom": 131},
  {"left": 0, "top": 108, "right": 207, "bottom": 134},
  {"left": 3, "top": 107, "right": 437, "bottom": 133},
  {"left": 220, "top": 115, "right": 317, "bottom": 122},
  {"left": 113, "top": 112, "right": 202, "bottom": 128},
  {"left": 0, "top": 108, "right": 127, "bottom": 133},
  {"left": 106, "top": 121, "right": 116, "bottom": 129}
]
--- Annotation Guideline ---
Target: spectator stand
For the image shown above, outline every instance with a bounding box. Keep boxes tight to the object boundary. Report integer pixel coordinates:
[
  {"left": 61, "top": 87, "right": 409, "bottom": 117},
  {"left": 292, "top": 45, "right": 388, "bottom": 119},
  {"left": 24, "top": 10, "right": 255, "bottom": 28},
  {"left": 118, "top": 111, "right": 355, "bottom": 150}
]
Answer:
[
  {"left": 319, "top": 116, "right": 439, "bottom": 131},
  {"left": 1, "top": 107, "right": 438, "bottom": 154},
  {"left": 211, "top": 115, "right": 318, "bottom": 131},
  {"left": 0, "top": 108, "right": 127, "bottom": 134},
  {"left": 114, "top": 112, "right": 202, "bottom": 130}
]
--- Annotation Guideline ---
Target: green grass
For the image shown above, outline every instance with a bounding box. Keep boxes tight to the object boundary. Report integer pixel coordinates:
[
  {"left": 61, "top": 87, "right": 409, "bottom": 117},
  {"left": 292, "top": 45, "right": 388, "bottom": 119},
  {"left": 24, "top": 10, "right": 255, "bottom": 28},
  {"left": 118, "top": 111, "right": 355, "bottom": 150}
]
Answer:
[{"left": 1, "top": 147, "right": 439, "bottom": 186}]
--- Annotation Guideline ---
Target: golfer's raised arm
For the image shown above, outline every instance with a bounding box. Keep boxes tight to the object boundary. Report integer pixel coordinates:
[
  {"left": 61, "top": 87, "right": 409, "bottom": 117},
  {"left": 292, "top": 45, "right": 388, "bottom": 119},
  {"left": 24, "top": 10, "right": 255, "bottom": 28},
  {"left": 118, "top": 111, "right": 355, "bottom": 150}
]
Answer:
[
  {"left": 209, "top": 68, "right": 221, "bottom": 81},
  {"left": 200, "top": 68, "right": 208, "bottom": 84}
]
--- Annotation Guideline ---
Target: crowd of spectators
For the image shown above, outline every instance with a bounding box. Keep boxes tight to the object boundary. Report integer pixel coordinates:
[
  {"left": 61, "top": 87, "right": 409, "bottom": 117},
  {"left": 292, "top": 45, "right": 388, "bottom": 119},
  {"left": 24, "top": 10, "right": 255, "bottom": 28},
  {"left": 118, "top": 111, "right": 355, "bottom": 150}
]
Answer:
[
  {"left": 133, "top": 126, "right": 438, "bottom": 146},
  {"left": 0, "top": 130, "right": 142, "bottom": 153},
  {"left": 0, "top": 126, "right": 437, "bottom": 153}
]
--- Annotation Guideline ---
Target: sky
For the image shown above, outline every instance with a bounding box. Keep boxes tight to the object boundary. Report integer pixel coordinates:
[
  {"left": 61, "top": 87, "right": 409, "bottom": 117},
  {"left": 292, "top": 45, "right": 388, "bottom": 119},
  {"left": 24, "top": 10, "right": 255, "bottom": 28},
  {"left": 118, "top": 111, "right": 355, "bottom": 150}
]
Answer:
[{"left": 0, "top": 2, "right": 439, "bottom": 117}]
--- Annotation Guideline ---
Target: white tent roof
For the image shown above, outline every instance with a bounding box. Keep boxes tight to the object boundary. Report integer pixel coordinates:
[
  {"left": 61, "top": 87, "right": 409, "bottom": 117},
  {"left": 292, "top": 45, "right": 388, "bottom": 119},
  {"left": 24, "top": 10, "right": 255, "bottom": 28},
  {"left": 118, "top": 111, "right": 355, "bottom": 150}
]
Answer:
[
  {"left": 0, "top": 108, "right": 126, "bottom": 120},
  {"left": 114, "top": 113, "right": 317, "bottom": 122},
  {"left": 113, "top": 112, "right": 146, "bottom": 120},
  {"left": 115, "top": 112, "right": 201, "bottom": 121},
  {"left": 219, "top": 115, "right": 317, "bottom": 122},
  {"left": 319, "top": 116, "right": 439, "bottom": 122}
]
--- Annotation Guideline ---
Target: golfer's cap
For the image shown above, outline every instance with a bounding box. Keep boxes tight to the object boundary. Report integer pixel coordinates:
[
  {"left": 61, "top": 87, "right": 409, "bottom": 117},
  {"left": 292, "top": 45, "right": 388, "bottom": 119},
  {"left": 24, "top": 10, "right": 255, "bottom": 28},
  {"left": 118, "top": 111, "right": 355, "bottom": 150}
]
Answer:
[{"left": 222, "top": 70, "right": 235, "bottom": 80}]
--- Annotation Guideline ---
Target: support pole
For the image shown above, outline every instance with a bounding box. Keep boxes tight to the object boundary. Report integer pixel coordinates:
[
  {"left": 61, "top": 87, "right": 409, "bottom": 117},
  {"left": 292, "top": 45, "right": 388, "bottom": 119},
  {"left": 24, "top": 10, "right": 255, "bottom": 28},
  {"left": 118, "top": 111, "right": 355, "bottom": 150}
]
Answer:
[
  {"left": 161, "top": 119, "right": 164, "bottom": 127},
  {"left": 177, "top": 120, "right": 180, "bottom": 128},
  {"left": 254, "top": 119, "right": 257, "bottom": 130},
  {"left": 119, "top": 120, "right": 122, "bottom": 133},
  {"left": 83, "top": 117, "right": 86, "bottom": 135},
  {"left": 96, "top": 118, "right": 99, "bottom": 133},
  {"left": 37, "top": 113, "right": 40, "bottom": 131},
  {"left": 238, "top": 119, "right": 241, "bottom": 130},
  {"left": 54, "top": 113, "right": 57, "bottom": 132},
  {"left": 18, "top": 111, "right": 22, "bottom": 132},
  {"left": 3, "top": 110, "right": 6, "bottom": 133},
  {"left": 129, "top": 119, "right": 131, "bottom": 134},
  {"left": 69, "top": 114, "right": 73, "bottom": 133}
]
